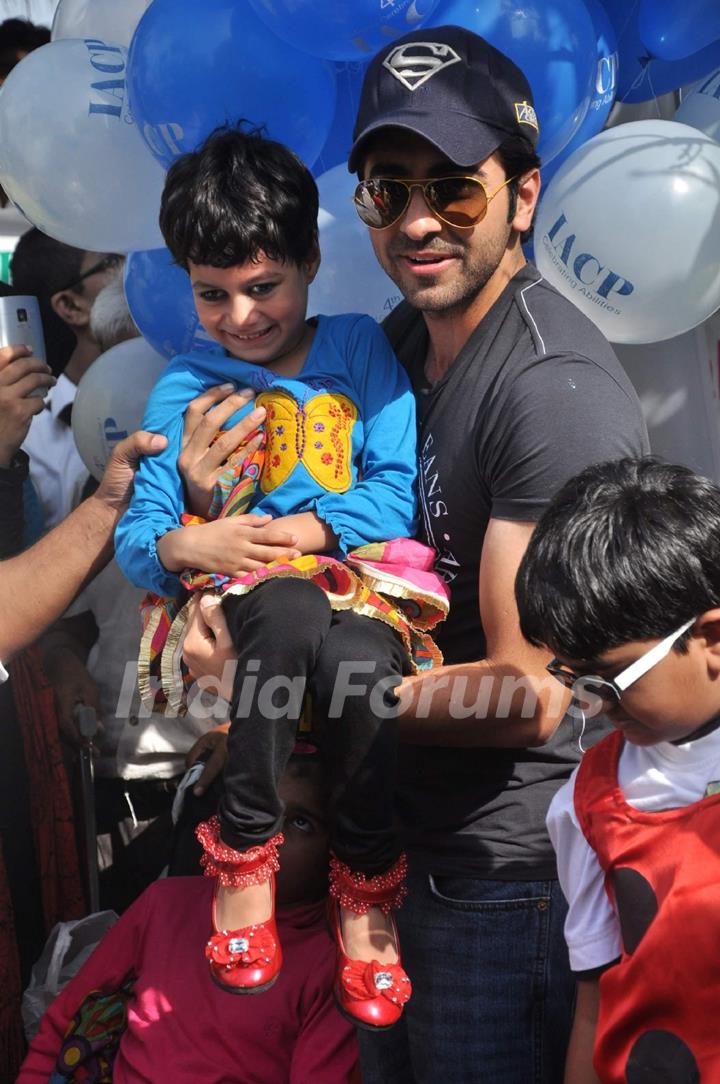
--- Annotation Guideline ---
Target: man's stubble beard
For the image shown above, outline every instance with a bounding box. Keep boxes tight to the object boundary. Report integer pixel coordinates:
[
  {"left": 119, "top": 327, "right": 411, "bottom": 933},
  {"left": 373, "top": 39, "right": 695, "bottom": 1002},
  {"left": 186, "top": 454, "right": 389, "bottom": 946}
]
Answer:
[{"left": 378, "top": 222, "right": 513, "bottom": 317}]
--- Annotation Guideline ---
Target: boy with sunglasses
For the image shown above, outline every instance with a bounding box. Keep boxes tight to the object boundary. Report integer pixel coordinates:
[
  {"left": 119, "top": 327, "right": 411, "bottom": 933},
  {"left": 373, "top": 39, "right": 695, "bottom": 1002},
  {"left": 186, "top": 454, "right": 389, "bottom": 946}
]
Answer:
[{"left": 515, "top": 456, "right": 720, "bottom": 1083}]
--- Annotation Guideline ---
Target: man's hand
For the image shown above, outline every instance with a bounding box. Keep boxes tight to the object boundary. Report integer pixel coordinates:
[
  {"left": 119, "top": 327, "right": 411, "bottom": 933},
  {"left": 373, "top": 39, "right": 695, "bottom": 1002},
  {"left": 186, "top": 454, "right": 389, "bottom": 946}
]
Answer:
[
  {"left": 0, "top": 344, "right": 56, "bottom": 467},
  {"left": 179, "top": 384, "right": 266, "bottom": 517},
  {"left": 183, "top": 594, "right": 236, "bottom": 695},
  {"left": 185, "top": 723, "right": 230, "bottom": 796},
  {"left": 0, "top": 429, "right": 168, "bottom": 662},
  {"left": 45, "top": 647, "right": 102, "bottom": 746},
  {"left": 93, "top": 429, "right": 168, "bottom": 514},
  {"left": 157, "top": 516, "right": 301, "bottom": 577}
]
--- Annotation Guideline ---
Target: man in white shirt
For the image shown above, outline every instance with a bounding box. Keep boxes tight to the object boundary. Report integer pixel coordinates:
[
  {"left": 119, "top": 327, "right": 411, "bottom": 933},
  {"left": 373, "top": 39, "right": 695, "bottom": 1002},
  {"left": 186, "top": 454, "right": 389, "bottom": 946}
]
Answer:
[{"left": 13, "top": 229, "right": 123, "bottom": 527}]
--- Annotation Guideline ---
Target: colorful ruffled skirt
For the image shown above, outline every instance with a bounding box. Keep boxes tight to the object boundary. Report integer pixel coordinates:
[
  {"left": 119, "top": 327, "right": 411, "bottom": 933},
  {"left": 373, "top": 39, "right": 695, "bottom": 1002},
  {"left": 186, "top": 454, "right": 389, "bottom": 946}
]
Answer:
[{"left": 138, "top": 439, "right": 449, "bottom": 717}]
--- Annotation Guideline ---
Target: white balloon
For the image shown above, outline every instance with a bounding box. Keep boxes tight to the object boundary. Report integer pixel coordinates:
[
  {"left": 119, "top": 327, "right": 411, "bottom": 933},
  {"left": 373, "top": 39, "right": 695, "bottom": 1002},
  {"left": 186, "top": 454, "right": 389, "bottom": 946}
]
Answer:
[
  {"left": 535, "top": 120, "right": 720, "bottom": 344},
  {"left": 52, "top": 0, "right": 152, "bottom": 48},
  {"left": 309, "top": 164, "right": 401, "bottom": 326},
  {"left": 72, "top": 337, "right": 167, "bottom": 480},
  {"left": 675, "top": 68, "right": 720, "bottom": 142},
  {"left": 0, "top": 40, "right": 165, "bottom": 252}
]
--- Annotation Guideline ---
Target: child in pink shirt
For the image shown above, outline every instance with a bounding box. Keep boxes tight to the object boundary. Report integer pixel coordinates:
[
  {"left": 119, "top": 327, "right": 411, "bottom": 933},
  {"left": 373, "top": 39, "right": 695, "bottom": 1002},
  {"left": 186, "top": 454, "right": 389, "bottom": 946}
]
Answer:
[{"left": 18, "top": 754, "right": 359, "bottom": 1084}]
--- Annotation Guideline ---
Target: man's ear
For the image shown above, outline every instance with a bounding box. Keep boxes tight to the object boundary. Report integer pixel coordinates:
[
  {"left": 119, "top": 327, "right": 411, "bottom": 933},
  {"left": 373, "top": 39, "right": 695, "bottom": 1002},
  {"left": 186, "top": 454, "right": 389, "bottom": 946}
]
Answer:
[
  {"left": 50, "top": 288, "right": 91, "bottom": 330},
  {"left": 694, "top": 609, "right": 720, "bottom": 675},
  {"left": 512, "top": 167, "right": 541, "bottom": 235}
]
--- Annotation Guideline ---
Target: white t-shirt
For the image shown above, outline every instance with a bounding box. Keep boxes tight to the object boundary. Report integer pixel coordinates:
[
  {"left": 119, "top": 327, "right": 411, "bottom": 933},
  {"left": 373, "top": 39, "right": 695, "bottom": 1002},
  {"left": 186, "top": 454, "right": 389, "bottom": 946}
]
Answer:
[
  {"left": 0, "top": 660, "right": 7, "bottom": 684},
  {"left": 547, "top": 726, "right": 720, "bottom": 972},
  {"left": 65, "top": 558, "right": 214, "bottom": 780},
  {"left": 22, "top": 373, "right": 89, "bottom": 529}
]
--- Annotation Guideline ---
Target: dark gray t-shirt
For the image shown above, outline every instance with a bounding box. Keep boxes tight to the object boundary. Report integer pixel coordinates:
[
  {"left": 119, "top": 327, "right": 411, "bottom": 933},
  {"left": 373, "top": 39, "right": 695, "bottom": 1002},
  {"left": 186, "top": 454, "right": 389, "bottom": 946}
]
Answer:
[{"left": 383, "top": 264, "right": 650, "bottom": 879}]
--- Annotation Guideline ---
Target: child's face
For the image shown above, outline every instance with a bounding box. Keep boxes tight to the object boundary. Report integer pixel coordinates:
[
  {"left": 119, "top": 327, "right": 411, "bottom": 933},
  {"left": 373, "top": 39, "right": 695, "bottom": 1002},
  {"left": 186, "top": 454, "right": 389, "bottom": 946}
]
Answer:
[
  {"left": 556, "top": 617, "right": 720, "bottom": 746},
  {"left": 188, "top": 252, "right": 319, "bottom": 375},
  {"left": 275, "top": 765, "right": 329, "bottom": 906}
]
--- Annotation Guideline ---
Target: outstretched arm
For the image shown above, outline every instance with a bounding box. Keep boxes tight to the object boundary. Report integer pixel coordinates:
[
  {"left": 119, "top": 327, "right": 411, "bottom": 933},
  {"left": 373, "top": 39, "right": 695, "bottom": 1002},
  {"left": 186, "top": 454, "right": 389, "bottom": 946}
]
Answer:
[
  {"left": 396, "top": 348, "right": 648, "bottom": 748},
  {"left": 398, "top": 518, "right": 570, "bottom": 746},
  {"left": 0, "top": 430, "right": 166, "bottom": 663}
]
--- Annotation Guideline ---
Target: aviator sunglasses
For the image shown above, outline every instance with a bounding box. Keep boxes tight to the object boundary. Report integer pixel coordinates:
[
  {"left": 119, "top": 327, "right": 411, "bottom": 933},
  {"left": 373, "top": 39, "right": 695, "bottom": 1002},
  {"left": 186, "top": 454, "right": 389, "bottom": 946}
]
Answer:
[
  {"left": 353, "top": 174, "right": 516, "bottom": 231},
  {"left": 546, "top": 617, "right": 696, "bottom": 709}
]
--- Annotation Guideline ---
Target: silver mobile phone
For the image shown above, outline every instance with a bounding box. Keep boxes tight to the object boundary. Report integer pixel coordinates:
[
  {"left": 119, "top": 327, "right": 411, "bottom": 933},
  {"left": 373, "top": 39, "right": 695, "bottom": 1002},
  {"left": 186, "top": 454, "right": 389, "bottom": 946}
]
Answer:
[{"left": 0, "top": 294, "right": 47, "bottom": 396}]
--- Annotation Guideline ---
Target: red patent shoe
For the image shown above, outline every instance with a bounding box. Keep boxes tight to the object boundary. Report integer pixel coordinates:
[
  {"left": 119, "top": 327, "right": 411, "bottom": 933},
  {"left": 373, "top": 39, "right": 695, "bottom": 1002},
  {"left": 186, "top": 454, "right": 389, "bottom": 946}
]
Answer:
[
  {"left": 205, "top": 877, "right": 282, "bottom": 994},
  {"left": 196, "top": 816, "right": 284, "bottom": 995},
  {"left": 329, "top": 854, "right": 412, "bottom": 1030}
]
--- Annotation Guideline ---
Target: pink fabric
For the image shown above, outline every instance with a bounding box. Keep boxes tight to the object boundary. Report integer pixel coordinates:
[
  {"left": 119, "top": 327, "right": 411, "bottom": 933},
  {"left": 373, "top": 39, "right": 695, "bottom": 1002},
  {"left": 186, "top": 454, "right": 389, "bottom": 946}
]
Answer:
[
  {"left": 18, "top": 878, "right": 358, "bottom": 1084},
  {"left": 347, "top": 539, "right": 450, "bottom": 611},
  {"left": 193, "top": 538, "right": 450, "bottom": 614}
]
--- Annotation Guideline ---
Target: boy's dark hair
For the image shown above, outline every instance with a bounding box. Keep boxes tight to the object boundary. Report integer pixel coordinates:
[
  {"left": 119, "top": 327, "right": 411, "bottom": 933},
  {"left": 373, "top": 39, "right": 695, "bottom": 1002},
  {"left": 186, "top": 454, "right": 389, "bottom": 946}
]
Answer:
[
  {"left": 515, "top": 458, "right": 720, "bottom": 662},
  {"left": 496, "top": 134, "right": 541, "bottom": 242},
  {"left": 159, "top": 124, "right": 319, "bottom": 270}
]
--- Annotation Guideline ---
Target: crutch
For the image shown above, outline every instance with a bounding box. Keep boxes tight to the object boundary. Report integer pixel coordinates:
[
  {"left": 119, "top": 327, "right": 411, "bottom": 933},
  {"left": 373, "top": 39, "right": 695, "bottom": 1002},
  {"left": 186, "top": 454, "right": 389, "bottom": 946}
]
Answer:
[{"left": 74, "top": 702, "right": 100, "bottom": 914}]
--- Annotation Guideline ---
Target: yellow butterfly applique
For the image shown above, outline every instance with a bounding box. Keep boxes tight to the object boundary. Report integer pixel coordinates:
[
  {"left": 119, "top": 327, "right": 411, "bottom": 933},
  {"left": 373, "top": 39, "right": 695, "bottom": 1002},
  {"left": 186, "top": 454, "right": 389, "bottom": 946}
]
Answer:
[{"left": 256, "top": 389, "right": 358, "bottom": 494}]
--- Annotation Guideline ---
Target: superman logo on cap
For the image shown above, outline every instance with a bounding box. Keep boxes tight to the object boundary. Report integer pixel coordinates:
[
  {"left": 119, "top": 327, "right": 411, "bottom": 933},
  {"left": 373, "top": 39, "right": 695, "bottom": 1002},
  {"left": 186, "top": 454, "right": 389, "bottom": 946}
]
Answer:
[{"left": 382, "top": 42, "right": 462, "bottom": 91}]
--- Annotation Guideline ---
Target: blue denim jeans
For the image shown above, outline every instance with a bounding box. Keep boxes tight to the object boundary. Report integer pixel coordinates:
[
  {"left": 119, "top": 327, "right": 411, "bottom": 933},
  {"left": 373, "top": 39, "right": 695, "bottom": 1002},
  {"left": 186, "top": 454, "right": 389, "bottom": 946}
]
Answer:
[{"left": 358, "top": 871, "right": 575, "bottom": 1084}]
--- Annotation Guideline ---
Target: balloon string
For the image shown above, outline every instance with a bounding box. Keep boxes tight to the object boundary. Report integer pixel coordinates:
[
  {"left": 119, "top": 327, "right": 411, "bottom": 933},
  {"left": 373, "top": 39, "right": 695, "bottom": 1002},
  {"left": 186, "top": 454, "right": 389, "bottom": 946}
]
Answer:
[
  {"left": 645, "top": 64, "right": 662, "bottom": 116},
  {"left": 618, "top": 0, "right": 642, "bottom": 44},
  {"left": 615, "top": 0, "right": 658, "bottom": 108},
  {"left": 621, "top": 56, "right": 652, "bottom": 103}
]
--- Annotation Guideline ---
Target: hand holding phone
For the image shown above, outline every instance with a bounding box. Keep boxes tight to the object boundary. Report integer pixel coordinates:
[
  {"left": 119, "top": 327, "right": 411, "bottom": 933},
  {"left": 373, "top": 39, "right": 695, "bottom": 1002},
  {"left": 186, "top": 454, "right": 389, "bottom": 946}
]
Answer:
[
  {"left": 0, "top": 295, "right": 48, "bottom": 397},
  {"left": 0, "top": 341, "right": 56, "bottom": 466}
]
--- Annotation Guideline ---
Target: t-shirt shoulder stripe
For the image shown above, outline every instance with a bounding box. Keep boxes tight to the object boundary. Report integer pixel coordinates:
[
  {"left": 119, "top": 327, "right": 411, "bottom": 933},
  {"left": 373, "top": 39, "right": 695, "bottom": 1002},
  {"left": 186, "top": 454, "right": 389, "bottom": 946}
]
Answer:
[{"left": 518, "top": 276, "right": 547, "bottom": 356}]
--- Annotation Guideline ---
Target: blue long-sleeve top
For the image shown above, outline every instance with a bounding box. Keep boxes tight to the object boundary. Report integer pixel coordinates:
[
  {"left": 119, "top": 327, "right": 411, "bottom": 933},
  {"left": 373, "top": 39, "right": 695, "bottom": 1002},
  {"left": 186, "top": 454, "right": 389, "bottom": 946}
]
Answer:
[{"left": 115, "top": 313, "right": 418, "bottom": 596}]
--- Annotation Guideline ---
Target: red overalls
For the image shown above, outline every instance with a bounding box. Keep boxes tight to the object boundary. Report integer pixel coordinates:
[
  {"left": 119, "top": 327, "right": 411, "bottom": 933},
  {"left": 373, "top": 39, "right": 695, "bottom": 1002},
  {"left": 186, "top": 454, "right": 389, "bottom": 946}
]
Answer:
[{"left": 574, "top": 729, "right": 720, "bottom": 1083}]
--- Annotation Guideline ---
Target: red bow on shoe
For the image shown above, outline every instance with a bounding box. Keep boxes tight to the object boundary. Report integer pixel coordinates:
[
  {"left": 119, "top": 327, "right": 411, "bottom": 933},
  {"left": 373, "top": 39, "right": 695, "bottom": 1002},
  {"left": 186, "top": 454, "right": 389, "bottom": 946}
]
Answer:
[
  {"left": 206, "top": 926, "right": 276, "bottom": 970},
  {"left": 341, "top": 959, "right": 412, "bottom": 1007}
]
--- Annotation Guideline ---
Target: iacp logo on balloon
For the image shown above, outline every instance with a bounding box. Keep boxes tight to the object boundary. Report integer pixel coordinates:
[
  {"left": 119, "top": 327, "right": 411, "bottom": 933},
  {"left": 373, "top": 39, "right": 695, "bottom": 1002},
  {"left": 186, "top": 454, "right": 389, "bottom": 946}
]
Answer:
[
  {"left": 143, "top": 121, "right": 186, "bottom": 160},
  {"left": 103, "top": 417, "right": 128, "bottom": 455},
  {"left": 593, "top": 51, "right": 618, "bottom": 111},
  {"left": 541, "top": 213, "right": 634, "bottom": 316},
  {"left": 379, "top": 0, "right": 431, "bottom": 28},
  {"left": 85, "top": 38, "right": 133, "bottom": 124}
]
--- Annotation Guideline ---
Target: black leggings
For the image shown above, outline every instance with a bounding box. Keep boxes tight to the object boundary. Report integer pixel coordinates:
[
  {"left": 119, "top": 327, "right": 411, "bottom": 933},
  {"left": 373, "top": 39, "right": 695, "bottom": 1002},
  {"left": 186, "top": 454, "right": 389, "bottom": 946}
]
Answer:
[{"left": 220, "top": 576, "right": 408, "bottom": 875}]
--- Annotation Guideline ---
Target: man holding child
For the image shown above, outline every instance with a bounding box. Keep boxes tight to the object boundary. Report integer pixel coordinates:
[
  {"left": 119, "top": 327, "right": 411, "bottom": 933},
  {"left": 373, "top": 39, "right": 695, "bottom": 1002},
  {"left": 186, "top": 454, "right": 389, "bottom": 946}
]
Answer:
[{"left": 186, "top": 24, "right": 649, "bottom": 1084}]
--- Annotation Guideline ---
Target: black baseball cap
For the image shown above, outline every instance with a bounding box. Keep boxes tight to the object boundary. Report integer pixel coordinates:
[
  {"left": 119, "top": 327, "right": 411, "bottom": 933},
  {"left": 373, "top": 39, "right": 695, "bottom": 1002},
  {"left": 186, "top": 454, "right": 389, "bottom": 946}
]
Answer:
[{"left": 348, "top": 25, "right": 539, "bottom": 173}]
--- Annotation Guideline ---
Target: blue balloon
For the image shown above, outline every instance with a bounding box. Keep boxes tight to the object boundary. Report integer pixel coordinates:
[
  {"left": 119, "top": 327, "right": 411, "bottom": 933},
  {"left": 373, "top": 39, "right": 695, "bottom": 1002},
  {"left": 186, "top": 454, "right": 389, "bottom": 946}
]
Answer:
[
  {"left": 601, "top": 0, "right": 720, "bottom": 103},
  {"left": 124, "top": 248, "right": 214, "bottom": 360},
  {"left": 638, "top": 0, "right": 720, "bottom": 63},
  {"left": 541, "top": 0, "right": 617, "bottom": 189},
  {"left": 247, "top": 0, "right": 443, "bottom": 62},
  {"left": 426, "top": 0, "right": 597, "bottom": 165},
  {"left": 312, "top": 61, "right": 370, "bottom": 175},
  {"left": 127, "top": 0, "right": 336, "bottom": 168}
]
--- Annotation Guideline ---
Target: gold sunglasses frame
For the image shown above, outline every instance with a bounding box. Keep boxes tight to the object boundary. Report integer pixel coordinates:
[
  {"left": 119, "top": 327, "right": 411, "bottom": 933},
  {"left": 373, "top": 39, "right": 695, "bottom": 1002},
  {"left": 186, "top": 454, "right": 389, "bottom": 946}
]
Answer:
[{"left": 353, "top": 174, "right": 516, "bottom": 231}]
